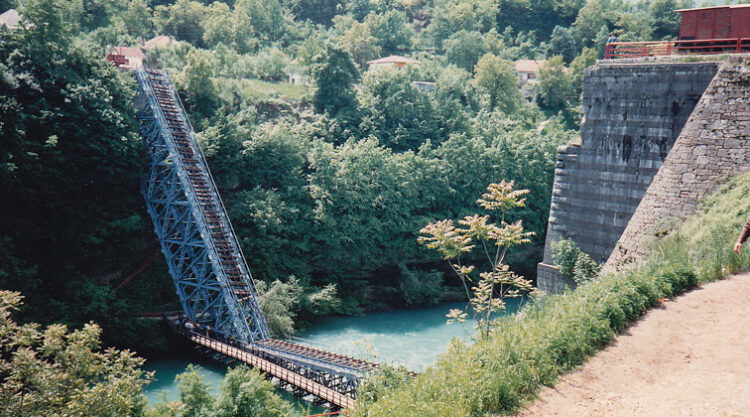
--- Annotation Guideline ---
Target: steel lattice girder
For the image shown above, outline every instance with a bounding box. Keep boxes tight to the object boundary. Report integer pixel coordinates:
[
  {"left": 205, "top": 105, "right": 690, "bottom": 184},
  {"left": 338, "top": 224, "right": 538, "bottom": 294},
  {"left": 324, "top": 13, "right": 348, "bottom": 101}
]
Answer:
[{"left": 134, "top": 69, "right": 270, "bottom": 343}]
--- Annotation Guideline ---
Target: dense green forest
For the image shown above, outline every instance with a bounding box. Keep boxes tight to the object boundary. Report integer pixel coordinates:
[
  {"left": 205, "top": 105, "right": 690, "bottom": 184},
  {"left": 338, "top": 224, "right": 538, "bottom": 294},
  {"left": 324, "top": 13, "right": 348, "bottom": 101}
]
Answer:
[{"left": 0, "top": 0, "right": 702, "bottom": 351}]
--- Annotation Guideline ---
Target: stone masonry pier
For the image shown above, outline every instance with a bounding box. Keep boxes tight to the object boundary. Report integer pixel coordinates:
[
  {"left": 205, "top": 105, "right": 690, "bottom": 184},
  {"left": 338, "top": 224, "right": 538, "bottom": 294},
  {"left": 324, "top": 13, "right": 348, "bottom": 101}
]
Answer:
[
  {"left": 605, "top": 56, "right": 750, "bottom": 271},
  {"left": 538, "top": 59, "right": 720, "bottom": 293}
]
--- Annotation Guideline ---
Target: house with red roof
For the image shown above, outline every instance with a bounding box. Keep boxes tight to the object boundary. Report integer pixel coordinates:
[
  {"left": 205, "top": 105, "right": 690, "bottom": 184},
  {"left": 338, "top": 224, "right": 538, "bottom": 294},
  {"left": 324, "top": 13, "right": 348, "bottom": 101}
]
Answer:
[{"left": 107, "top": 46, "right": 145, "bottom": 70}]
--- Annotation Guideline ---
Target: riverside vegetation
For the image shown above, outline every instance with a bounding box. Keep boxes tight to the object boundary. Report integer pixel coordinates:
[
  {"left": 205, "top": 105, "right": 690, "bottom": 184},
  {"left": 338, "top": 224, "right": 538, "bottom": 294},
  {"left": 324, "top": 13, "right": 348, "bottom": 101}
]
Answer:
[
  {"left": 0, "top": 0, "right": 700, "bottom": 350},
  {"left": 0, "top": 0, "right": 731, "bottom": 414},
  {"left": 353, "top": 172, "right": 750, "bottom": 416}
]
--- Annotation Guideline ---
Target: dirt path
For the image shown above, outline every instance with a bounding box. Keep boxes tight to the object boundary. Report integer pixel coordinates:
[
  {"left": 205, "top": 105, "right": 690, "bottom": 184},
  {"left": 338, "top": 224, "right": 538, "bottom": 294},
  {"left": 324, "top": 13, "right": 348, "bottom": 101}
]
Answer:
[{"left": 516, "top": 273, "right": 750, "bottom": 417}]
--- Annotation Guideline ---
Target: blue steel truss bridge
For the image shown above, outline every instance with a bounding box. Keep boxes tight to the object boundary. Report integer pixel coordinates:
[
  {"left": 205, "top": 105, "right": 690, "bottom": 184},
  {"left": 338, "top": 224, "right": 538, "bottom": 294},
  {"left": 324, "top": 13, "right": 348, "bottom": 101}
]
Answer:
[{"left": 134, "top": 67, "right": 383, "bottom": 410}]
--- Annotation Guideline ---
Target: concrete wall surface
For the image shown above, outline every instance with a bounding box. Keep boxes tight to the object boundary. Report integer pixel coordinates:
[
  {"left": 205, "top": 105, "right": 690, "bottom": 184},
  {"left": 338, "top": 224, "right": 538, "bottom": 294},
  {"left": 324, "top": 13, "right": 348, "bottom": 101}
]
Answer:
[
  {"left": 605, "top": 56, "right": 750, "bottom": 272},
  {"left": 538, "top": 60, "right": 720, "bottom": 292}
]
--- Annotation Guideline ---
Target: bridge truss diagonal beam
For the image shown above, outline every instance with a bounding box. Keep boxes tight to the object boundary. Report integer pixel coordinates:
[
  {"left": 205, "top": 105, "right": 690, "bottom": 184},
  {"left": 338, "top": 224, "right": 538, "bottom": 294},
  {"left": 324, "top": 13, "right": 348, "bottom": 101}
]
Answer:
[{"left": 134, "top": 68, "right": 269, "bottom": 344}]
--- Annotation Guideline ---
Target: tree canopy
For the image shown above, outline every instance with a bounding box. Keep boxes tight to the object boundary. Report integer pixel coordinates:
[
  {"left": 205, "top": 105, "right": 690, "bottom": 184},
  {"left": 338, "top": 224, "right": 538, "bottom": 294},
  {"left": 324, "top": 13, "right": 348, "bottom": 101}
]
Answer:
[{"left": 0, "top": 0, "right": 684, "bottom": 351}]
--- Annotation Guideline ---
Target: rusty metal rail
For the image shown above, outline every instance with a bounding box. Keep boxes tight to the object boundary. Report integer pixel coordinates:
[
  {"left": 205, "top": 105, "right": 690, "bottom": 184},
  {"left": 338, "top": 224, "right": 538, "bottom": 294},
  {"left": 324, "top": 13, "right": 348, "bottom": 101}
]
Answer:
[
  {"left": 257, "top": 339, "right": 378, "bottom": 371},
  {"left": 187, "top": 331, "right": 356, "bottom": 410}
]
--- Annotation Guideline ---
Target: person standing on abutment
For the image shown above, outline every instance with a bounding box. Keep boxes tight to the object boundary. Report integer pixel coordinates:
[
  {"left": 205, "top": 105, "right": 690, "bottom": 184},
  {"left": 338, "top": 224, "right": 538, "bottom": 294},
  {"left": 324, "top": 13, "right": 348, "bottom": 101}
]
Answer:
[
  {"left": 734, "top": 216, "right": 750, "bottom": 253},
  {"left": 606, "top": 33, "right": 618, "bottom": 59}
]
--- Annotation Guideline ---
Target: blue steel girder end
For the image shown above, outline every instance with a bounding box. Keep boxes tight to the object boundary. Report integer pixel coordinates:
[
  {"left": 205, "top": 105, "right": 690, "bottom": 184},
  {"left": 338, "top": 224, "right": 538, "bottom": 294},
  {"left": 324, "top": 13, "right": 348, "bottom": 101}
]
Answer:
[{"left": 134, "top": 67, "right": 270, "bottom": 344}]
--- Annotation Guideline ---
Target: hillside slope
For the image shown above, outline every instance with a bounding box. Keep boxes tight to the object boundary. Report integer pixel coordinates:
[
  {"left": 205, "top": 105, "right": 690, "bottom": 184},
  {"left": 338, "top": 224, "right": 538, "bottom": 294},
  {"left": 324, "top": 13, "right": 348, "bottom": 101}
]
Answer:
[{"left": 517, "top": 273, "right": 750, "bottom": 417}]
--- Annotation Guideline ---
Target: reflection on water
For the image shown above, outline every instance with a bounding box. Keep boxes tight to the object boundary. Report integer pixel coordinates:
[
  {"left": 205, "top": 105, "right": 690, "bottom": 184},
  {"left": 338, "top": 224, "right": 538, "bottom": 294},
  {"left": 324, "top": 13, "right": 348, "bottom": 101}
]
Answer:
[{"left": 143, "top": 299, "right": 522, "bottom": 412}]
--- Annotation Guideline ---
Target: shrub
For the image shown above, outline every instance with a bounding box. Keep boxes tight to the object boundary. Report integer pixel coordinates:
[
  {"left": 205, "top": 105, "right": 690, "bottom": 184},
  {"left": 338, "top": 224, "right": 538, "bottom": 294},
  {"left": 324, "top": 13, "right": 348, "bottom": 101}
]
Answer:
[
  {"left": 355, "top": 172, "right": 750, "bottom": 417},
  {"left": 551, "top": 238, "right": 601, "bottom": 284}
]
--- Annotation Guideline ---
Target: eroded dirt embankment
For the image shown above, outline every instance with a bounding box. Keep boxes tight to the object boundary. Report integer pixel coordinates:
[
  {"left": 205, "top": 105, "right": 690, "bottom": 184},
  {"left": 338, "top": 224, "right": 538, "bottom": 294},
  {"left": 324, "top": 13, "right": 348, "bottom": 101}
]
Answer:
[{"left": 517, "top": 273, "right": 750, "bottom": 417}]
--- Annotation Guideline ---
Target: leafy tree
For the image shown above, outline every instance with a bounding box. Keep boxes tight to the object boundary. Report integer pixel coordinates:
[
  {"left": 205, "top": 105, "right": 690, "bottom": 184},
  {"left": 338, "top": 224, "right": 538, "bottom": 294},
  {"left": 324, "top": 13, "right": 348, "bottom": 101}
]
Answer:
[
  {"left": 472, "top": 53, "right": 521, "bottom": 113},
  {"left": 340, "top": 20, "right": 382, "bottom": 68},
  {"left": 0, "top": 0, "right": 156, "bottom": 347},
  {"left": 418, "top": 181, "right": 536, "bottom": 338},
  {"left": 547, "top": 25, "right": 581, "bottom": 64},
  {"left": 256, "top": 277, "right": 339, "bottom": 337},
  {"left": 358, "top": 67, "right": 440, "bottom": 151},
  {"left": 306, "top": 138, "right": 450, "bottom": 282},
  {"left": 615, "top": 8, "right": 653, "bottom": 41},
  {"left": 201, "top": 2, "right": 233, "bottom": 49},
  {"left": 214, "top": 366, "right": 292, "bottom": 417},
  {"left": 235, "top": 0, "right": 286, "bottom": 43},
  {"left": 495, "top": 0, "right": 586, "bottom": 40},
  {"left": 365, "top": 10, "right": 414, "bottom": 55},
  {"left": 356, "top": 365, "right": 412, "bottom": 408},
  {"left": 346, "top": 0, "right": 375, "bottom": 21},
  {"left": 120, "top": 0, "right": 154, "bottom": 39},
  {"left": 154, "top": 0, "right": 207, "bottom": 45},
  {"left": 551, "top": 239, "right": 600, "bottom": 284},
  {"left": 649, "top": 0, "right": 684, "bottom": 40},
  {"left": 176, "top": 49, "right": 219, "bottom": 120},
  {"left": 569, "top": 47, "right": 597, "bottom": 94},
  {"left": 423, "top": 1, "right": 481, "bottom": 50},
  {"left": 311, "top": 44, "right": 360, "bottom": 116},
  {"left": 573, "top": 0, "right": 619, "bottom": 46},
  {"left": 288, "top": 0, "right": 345, "bottom": 24},
  {"left": 0, "top": 291, "right": 151, "bottom": 416},
  {"left": 248, "top": 47, "right": 290, "bottom": 80},
  {"left": 443, "top": 30, "right": 486, "bottom": 72},
  {"left": 538, "top": 55, "right": 575, "bottom": 111},
  {"left": 225, "top": 121, "right": 317, "bottom": 282},
  {"left": 431, "top": 64, "right": 476, "bottom": 133},
  {"left": 149, "top": 365, "right": 292, "bottom": 417},
  {"left": 398, "top": 265, "right": 444, "bottom": 305},
  {"left": 176, "top": 365, "right": 213, "bottom": 417}
]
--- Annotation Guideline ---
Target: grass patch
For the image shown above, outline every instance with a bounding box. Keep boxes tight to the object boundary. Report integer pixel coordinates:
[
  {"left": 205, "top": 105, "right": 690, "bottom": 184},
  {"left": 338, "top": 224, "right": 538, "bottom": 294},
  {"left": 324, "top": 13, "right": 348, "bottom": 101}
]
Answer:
[
  {"left": 355, "top": 172, "right": 750, "bottom": 416},
  {"left": 213, "top": 77, "right": 308, "bottom": 101}
]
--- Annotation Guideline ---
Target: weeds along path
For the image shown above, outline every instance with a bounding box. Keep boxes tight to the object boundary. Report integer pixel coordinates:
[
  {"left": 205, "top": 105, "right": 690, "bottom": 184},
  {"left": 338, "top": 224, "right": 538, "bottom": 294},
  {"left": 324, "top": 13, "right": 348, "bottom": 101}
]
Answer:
[{"left": 516, "top": 273, "right": 750, "bottom": 417}]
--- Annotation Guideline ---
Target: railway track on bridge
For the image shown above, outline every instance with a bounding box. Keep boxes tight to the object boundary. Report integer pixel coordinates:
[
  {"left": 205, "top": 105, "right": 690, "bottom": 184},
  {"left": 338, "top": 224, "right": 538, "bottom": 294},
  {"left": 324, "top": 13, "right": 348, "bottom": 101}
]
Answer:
[
  {"left": 132, "top": 65, "right": 406, "bottom": 410},
  {"left": 184, "top": 329, "right": 358, "bottom": 409}
]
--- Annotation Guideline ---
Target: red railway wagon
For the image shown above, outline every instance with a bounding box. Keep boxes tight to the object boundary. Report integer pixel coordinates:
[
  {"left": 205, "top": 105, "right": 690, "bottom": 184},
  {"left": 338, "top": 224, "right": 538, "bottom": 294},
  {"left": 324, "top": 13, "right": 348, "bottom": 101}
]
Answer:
[
  {"left": 676, "top": 4, "right": 750, "bottom": 40},
  {"left": 606, "top": 4, "right": 750, "bottom": 58}
]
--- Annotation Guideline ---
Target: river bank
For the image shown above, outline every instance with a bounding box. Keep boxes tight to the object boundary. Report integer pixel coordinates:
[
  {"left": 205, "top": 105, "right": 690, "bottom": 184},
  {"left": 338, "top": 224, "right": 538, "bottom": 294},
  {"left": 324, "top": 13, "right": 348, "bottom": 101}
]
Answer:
[{"left": 143, "top": 300, "right": 523, "bottom": 411}]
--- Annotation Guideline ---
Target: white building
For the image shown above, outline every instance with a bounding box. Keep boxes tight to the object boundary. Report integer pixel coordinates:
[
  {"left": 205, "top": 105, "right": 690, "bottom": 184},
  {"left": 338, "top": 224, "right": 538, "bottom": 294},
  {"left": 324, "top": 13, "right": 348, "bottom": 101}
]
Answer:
[
  {"left": 514, "top": 59, "right": 545, "bottom": 86},
  {"left": 0, "top": 9, "right": 22, "bottom": 29}
]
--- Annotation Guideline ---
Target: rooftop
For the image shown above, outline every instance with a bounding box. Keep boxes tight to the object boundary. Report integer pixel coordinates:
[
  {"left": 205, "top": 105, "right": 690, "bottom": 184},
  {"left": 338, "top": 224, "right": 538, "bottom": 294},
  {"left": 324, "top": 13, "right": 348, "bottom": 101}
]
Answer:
[
  {"left": 675, "top": 4, "right": 750, "bottom": 12},
  {"left": 366, "top": 55, "right": 420, "bottom": 65},
  {"left": 515, "top": 59, "right": 545, "bottom": 73},
  {"left": 0, "top": 9, "right": 21, "bottom": 29},
  {"left": 110, "top": 46, "right": 145, "bottom": 59}
]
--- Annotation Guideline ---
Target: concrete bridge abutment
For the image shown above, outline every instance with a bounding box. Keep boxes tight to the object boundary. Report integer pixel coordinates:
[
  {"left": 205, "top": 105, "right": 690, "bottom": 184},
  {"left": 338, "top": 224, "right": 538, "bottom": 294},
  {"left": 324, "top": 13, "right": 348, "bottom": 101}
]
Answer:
[{"left": 538, "top": 56, "right": 750, "bottom": 292}]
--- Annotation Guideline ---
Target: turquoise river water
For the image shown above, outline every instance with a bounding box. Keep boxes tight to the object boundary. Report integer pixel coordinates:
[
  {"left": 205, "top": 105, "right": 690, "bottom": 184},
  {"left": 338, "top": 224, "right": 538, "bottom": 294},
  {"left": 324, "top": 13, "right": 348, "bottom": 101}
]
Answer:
[{"left": 143, "top": 299, "right": 523, "bottom": 413}]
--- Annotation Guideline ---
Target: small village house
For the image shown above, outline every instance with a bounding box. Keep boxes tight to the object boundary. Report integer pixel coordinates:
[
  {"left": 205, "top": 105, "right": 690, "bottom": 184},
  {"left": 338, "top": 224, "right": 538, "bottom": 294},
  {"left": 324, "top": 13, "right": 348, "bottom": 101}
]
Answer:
[
  {"left": 107, "top": 46, "right": 145, "bottom": 70},
  {"left": 0, "top": 9, "right": 21, "bottom": 29},
  {"left": 366, "top": 55, "right": 420, "bottom": 70},
  {"left": 514, "top": 59, "right": 545, "bottom": 86}
]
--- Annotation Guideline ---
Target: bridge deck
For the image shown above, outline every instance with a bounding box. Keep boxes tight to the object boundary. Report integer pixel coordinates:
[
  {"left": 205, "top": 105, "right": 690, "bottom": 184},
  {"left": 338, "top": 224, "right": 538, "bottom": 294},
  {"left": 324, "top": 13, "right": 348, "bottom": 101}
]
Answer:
[{"left": 187, "top": 331, "right": 356, "bottom": 409}]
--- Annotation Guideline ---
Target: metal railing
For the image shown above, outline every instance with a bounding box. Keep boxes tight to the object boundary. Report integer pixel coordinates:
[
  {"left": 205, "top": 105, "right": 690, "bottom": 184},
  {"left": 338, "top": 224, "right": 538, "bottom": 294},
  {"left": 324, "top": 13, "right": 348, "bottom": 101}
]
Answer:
[
  {"left": 173, "top": 324, "right": 357, "bottom": 410},
  {"left": 605, "top": 38, "right": 750, "bottom": 59}
]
